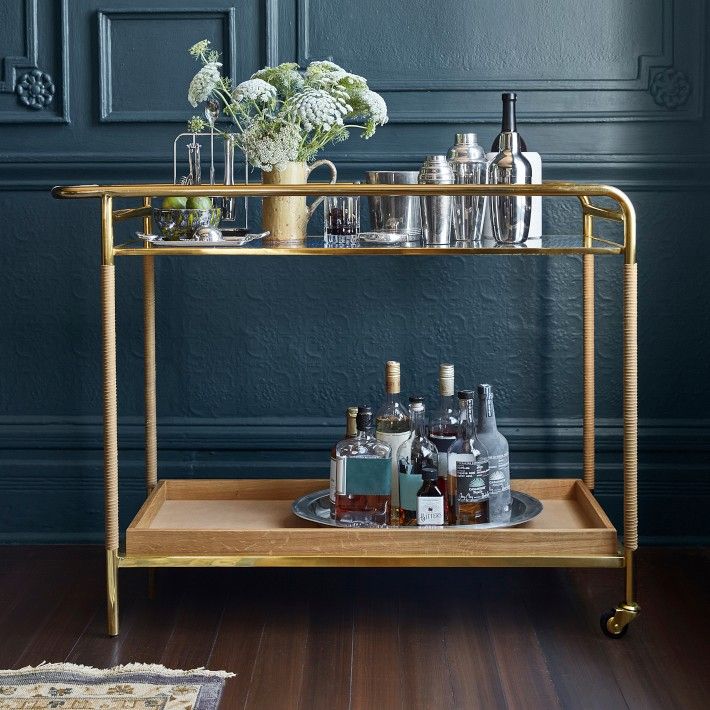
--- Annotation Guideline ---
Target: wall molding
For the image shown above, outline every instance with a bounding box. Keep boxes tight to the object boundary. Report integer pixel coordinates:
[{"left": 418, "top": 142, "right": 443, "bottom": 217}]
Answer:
[
  {"left": 97, "top": 7, "right": 237, "bottom": 123},
  {"left": 3, "top": 155, "right": 710, "bottom": 191},
  {"left": 0, "top": 0, "right": 70, "bottom": 124}
]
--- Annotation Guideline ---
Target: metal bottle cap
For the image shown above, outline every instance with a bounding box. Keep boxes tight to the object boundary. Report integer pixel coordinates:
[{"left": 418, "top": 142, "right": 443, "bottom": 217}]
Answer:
[
  {"left": 477, "top": 383, "right": 493, "bottom": 399},
  {"left": 421, "top": 465, "right": 439, "bottom": 481},
  {"left": 439, "top": 363, "right": 455, "bottom": 396},
  {"left": 385, "top": 360, "right": 401, "bottom": 394},
  {"left": 458, "top": 389, "right": 475, "bottom": 400},
  {"left": 408, "top": 395, "right": 425, "bottom": 412},
  {"left": 456, "top": 132, "right": 478, "bottom": 145},
  {"left": 356, "top": 406, "right": 373, "bottom": 430}
]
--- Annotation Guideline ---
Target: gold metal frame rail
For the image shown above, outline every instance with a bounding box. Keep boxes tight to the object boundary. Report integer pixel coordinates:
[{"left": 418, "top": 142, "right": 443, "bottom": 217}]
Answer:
[{"left": 53, "top": 181, "right": 637, "bottom": 636}]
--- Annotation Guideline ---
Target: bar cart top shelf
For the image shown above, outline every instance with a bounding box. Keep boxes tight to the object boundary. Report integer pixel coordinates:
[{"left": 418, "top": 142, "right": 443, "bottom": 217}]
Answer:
[{"left": 51, "top": 180, "right": 635, "bottom": 260}]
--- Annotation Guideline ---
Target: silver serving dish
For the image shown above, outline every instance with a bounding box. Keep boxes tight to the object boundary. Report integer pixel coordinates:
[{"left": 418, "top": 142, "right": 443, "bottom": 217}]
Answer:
[
  {"left": 137, "top": 230, "right": 268, "bottom": 247},
  {"left": 292, "top": 489, "right": 542, "bottom": 529}
]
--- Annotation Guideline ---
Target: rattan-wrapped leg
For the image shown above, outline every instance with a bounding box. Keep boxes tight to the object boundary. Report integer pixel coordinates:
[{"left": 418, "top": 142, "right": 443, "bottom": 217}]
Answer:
[
  {"left": 583, "top": 253, "right": 595, "bottom": 490},
  {"left": 143, "top": 255, "right": 157, "bottom": 492},
  {"left": 101, "top": 264, "right": 119, "bottom": 635}
]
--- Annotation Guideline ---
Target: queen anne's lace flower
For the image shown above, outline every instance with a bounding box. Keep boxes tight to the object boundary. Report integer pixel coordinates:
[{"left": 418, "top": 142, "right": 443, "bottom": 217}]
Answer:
[
  {"left": 363, "top": 90, "right": 388, "bottom": 125},
  {"left": 240, "top": 122, "right": 301, "bottom": 172},
  {"left": 290, "top": 88, "right": 349, "bottom": 131},
  {"left": 187, "top": 62, "right": 221, "bottom": 107},
  {"left": 189, "top": 40, "right": 210, "bottom": 58},
  {"left": 233, "top": 78, "right": 277, "bottom": 104},
  {"left": 252, "top": 64, "right": 304, "bottom": 98}
]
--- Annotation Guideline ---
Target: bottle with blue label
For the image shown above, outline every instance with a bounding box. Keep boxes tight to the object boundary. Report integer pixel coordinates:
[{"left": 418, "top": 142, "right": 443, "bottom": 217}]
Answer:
[
  {"left": 476, "top": 384, "right": 511, "bottom": 523},
  {"left": 335, "top": 406, "right": 392, "bottom": 527}
]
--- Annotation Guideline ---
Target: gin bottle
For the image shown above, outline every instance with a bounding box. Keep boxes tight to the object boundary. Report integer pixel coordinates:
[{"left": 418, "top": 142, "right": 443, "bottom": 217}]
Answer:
[
  {"left": 335, "top": 406, "right": 392, "bottom": 527},
  {"left": 448, "top": 390, "right": 490, "bottom": 524},
  {"left": 375, "top": 361, "right": 411, "bottom": 514},
  {"left": 397, "top": 397, "right": 438, "bottom": 526},
  {"left": 429, "top": 363, "right": 458, "bottom": 510},
  {"left": 329, "top": 406, "right": 358, "bottom": 517},
  {"left": 476, "top": 384, "right": 511, "bottom": 523},
  {"left": 417, "top": 465, "right": 445, "bottom": 526}
]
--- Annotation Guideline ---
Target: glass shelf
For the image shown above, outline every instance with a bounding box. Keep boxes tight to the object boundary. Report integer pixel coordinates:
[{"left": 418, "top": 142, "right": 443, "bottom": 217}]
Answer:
[{"left": 114, "top": 234, "right": 623, "bottom": 257}]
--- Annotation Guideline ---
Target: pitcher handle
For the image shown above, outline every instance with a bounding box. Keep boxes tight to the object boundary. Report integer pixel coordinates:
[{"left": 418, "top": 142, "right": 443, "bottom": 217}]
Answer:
[{"left": 306, "top": 159, "right": 337, "bottom": 220}]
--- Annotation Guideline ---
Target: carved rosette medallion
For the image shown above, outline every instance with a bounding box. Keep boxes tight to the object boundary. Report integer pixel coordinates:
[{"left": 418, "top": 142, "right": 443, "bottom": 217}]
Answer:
[
  {"left": 649, "top": 68, "right": 691, "bottom": 109},
  {"left": 15, "top": 69, "right": 55, "bottom": 110}
]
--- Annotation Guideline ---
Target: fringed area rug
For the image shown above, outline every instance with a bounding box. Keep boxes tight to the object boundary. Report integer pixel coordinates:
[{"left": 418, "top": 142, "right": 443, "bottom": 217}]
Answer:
[{"left": 0, "top": 663, "right": 234, "bottom": 709}]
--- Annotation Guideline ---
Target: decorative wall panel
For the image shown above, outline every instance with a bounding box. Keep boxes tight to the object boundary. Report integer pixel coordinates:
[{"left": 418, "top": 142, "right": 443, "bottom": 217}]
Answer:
[
  {"left": 297, "top": 0, "right": 704, "bottom": 122},
  {"left": 0, "top": 0, "right": 69, "bottom": 123}
]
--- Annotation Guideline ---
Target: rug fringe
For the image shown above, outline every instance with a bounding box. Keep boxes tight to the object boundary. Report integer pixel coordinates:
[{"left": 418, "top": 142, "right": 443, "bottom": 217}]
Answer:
[{"left": 0, "top": 662, "right": 235, "bottom": 679}]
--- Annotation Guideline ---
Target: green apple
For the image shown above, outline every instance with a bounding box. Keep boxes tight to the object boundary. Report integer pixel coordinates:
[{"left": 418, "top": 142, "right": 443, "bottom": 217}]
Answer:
[
  {"left": 161, "top": 195, "right": 187, "bottom": 209},
  {"left": 186, "top": 196, "right": 213, "bottom": 210}
]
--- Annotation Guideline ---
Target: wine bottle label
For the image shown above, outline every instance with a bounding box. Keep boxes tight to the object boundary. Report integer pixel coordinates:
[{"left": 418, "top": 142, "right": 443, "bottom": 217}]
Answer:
[
  {"left": 455, "top": 459, "right": 489, "bottom": 503},
  {"left": 417, "top": 496, "right": 445, "bottom": 526},
  {"left": 399, "top": 471, "right": 423, "bottom": 512},
  {"left": 487, "top": 453, "right": 510, "bottom": 493},
  {"left": 376, "top": 430, "right": 410, "bottom": 508},
  {"left": 336, "top": 456, "right": 390, "bottom": 496}
]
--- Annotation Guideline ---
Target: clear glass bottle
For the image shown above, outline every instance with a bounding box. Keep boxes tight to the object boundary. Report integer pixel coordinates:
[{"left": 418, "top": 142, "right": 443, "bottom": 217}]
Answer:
[
  {"left": 429, "top": 363, "right": 458, "bottom": 515},
  {"left": 476, "top": 384, "right": 511, "bottom": 523},
  {"left": 375, "top": 361, "right": 411, "bottom": 516},
  {"left": 417, "top": 465, "right": 445, "bottom": 526},
  {"left": 335, "top": 406, "right": 392, "bottom": 527},
  {"left": 397, "top": 397, "right": 438, "bottom": 526},
  {"left": 329, "top": 406, "right": 358, "bottom": 517},
  {"left": 448, "top": 390, "right": 490, "bottom": 524}
]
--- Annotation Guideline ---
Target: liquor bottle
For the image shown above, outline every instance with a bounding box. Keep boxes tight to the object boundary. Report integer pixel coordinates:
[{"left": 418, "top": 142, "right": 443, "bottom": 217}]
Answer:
[
  {"left": 397, "top": 396, "right": 439, "bottom": 526},
  {"left": 375, "top": 361, "right": 411, "bottom": 514},
  {"left": 335, "top": 406, "right": 392, "bottom": 527},
  {"left": 448, "top": 390, "right": 490, "bottom": 524},
  {"left": 429, "top": 363, "right": 458, "bottom": 508},
  {"left": 329, "top": 406, "right": 358, "bottom": 517},
  {"left": 444, "top": 390, "right": 468, "bottom": 520},
  {"left": 476, "top": 384, "right": 512, "bottom": 523},
  {"left": 490, "top": 92, "right": 527, "bottom": 153},
  {"left": 417, "top": 465, "right": 445, "bottom": 526}
]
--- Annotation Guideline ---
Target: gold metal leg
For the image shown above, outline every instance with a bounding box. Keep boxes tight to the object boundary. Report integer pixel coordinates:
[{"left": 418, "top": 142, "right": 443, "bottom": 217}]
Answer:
[
  {"left": 101, "top": 196, "right": 120, "bottom": 636},
  {"left": 143, "top": 199, "right": 157, "bottom": 494},
  {"left": 106, "top": 549, "right": 119, "bottom": 636}
]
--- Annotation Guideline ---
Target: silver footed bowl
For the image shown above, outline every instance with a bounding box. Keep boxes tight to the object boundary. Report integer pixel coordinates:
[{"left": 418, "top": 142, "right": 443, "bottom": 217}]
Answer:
[{"left": 152, "top": 207, "right": 222, "bottom": 241}]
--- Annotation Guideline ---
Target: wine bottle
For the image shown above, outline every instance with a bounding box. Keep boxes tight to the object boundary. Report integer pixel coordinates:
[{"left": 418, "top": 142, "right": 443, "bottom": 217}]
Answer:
[
  {"left": 491, "top": 92, "right": 527, "bottom": 152},
  {"left": 329, "top": 406, "right": 358, "bottom": 517}
]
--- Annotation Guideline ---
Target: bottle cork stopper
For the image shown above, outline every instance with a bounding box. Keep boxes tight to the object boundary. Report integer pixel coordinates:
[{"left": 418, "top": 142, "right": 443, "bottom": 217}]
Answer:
[
  {"left": 439, "top": 363, "right": 455, "bottom": 396},
  {"left": 385, "top": 360, "right": 400, "bottom": 394},
  {"left": 347, "top": 406, "right": 359, "bottom": 418}
]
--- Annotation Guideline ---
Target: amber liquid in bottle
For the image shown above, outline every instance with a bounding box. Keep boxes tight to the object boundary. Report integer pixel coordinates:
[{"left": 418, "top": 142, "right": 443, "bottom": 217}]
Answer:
[{"left": 330, "top": 407, "right": 358, "bottom": 517}]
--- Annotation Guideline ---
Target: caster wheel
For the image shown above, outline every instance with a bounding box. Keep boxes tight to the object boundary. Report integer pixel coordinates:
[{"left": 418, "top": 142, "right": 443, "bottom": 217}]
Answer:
[{"left": 600, "top": 609, "right": 629, "bottom": 639}]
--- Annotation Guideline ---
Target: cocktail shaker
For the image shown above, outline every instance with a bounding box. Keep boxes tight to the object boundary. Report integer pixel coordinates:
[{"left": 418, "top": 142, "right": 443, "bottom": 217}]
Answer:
[
  {"left": 487, "top": 132, "right": 531, "bottom": 243},
  {"left": 447, "top": 133, "right": 487, "bottom": 242},
  {"left": 418, "top": 155, "right": 454, "bottom": 245}
]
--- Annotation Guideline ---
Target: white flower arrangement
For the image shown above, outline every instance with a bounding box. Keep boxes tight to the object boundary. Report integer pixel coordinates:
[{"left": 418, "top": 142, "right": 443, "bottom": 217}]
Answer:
[{"left": 185, "top": 40, "right": 388, "bottom": 171}]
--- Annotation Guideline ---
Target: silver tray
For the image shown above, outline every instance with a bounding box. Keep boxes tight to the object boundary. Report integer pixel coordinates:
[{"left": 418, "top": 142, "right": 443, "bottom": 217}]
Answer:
[
  {"left": 137, "top": 230, "right": 268, "bottom": 247},
  {"left": 291, "top": 489, "right": 543, "bottom": 529}
]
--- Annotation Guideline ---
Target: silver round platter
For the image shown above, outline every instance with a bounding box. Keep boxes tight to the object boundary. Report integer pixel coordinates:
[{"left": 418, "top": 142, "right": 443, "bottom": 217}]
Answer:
[
  {"left": 292, "top": 489, "right": 543, "bottom": 529},
  {"left": 137, "top": 229, "right": 269, "bottom": 247}
]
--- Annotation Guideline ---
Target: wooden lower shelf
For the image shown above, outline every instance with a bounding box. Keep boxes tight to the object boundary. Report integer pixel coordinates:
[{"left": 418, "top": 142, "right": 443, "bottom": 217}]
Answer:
[{"left": 124, "top": 478, "right": 620, "bottom": 566}]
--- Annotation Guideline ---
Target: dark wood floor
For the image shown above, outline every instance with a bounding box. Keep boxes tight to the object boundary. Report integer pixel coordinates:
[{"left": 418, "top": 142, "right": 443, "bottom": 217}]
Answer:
[{"left": 0, "top": 547, "right": 708, "bottom": 709}]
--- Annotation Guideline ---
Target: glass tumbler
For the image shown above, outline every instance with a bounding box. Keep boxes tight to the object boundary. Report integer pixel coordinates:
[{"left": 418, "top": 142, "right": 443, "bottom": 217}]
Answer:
[{"left": 324, "top": 194, "right": 360, "bottom": 243}]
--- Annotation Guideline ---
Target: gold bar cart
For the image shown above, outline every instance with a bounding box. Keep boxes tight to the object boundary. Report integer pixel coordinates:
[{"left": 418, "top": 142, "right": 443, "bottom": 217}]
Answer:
[{"left": 52, "top": 182, "right": 639, "bottom": 639}]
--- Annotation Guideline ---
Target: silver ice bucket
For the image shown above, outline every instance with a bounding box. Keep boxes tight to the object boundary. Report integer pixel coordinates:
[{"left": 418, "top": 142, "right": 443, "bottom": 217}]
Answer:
[{"left": 365, "top": 171, "right": 421, "bottom": 239}]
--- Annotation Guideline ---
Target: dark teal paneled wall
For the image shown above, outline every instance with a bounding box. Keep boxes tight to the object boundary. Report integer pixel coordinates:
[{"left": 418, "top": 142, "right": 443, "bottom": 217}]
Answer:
[{"left": 0, "top": 0, "right": 708, "bottom": 542}]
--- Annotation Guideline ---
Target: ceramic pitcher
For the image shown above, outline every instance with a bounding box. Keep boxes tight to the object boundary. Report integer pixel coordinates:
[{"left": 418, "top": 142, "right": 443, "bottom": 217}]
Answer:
[{"left": 262, "top": 160, "right": 337, "bottom": 244}]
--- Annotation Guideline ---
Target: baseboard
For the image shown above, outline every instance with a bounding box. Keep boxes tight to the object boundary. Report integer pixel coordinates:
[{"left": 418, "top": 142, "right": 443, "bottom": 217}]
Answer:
[{"left": 1, "top": 416, "right": 708, "bottom": 543}]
